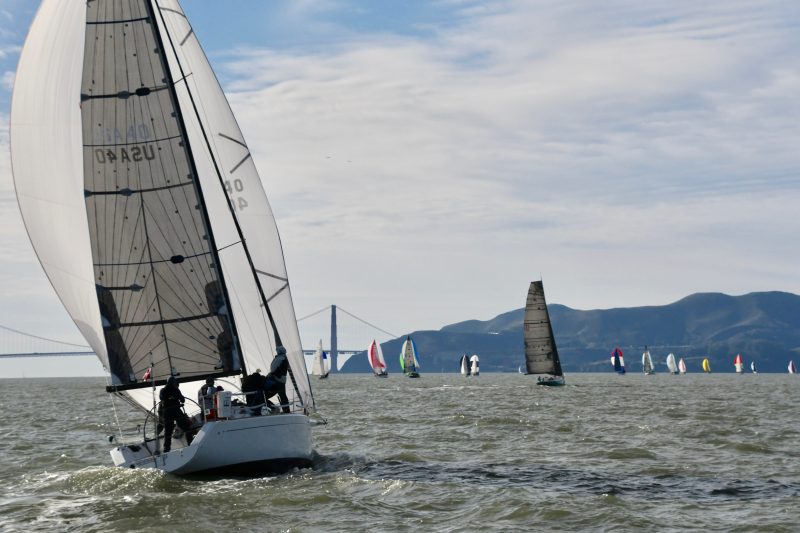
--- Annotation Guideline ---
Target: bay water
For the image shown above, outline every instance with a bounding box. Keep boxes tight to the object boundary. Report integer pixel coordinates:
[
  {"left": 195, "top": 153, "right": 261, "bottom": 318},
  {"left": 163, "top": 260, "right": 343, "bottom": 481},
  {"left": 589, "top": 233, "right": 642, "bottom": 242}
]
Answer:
[{"left": 0, "top": 373, "right": 797, "bottom": 532}]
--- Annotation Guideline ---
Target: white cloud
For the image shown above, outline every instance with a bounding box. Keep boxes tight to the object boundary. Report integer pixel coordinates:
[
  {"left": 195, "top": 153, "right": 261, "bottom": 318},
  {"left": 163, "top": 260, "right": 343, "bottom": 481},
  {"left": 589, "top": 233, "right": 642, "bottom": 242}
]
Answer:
[
  {"left": 208, "top": 1, "right": 800, "bottom": 334},
  {"left": 1, "top": 71, "right": 13, "bottom": 91}
]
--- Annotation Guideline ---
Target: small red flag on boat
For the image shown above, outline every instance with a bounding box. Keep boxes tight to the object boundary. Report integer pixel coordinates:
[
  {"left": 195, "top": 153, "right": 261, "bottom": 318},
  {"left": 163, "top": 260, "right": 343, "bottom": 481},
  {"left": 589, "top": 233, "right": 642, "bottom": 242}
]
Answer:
[{"left": 142, "top": 367, "right": 152, "bottom": 380}]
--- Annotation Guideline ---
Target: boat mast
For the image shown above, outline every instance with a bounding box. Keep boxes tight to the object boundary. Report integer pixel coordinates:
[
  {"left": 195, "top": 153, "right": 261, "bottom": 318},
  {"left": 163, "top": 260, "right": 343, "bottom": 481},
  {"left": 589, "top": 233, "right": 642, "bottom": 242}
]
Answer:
[{"left": 143, "top": 0, "right": 247, "bottom": 375}]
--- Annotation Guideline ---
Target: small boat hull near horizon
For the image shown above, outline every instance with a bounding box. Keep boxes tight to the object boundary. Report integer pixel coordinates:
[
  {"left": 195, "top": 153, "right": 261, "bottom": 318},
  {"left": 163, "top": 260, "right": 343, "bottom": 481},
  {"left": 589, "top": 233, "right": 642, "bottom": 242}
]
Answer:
[
  {"left": 111, "top": 413, "right": 313, "bottom": 475},
  {"left": 523, "top": 281, "right": 566, "bottom": 386}
]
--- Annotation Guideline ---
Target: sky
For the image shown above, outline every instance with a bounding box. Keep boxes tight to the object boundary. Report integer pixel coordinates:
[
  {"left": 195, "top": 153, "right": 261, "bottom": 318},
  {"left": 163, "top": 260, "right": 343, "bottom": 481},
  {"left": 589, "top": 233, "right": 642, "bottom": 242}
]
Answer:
[{"left": 0, "top": 0, "right": 799, "bottom": 376}]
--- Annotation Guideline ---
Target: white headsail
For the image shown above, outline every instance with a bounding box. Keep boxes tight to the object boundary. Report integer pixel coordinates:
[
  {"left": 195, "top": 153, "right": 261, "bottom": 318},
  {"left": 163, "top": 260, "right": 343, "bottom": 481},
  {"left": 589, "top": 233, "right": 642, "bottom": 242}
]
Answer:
[
  {"left": 666, "top": 353, "right": 678, "bottom": 374},
  {"left": 469, "top": 354, "right": 480, "bottom": 376}
]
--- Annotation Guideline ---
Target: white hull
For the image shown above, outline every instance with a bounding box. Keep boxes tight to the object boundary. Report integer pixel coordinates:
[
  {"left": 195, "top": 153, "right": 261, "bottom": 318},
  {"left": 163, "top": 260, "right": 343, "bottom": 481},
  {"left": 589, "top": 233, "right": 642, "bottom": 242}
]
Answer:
[{"left": 110, "top": 414, "right": 313, "bottom": 475}]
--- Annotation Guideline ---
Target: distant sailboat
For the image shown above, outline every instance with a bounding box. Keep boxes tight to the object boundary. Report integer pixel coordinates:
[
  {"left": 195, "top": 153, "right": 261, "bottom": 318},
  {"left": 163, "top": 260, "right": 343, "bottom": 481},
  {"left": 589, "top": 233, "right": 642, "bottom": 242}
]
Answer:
[
  {"left": 789, "top": 361, "right": 797, "bottom": 374},
  {"left": 400, "top": 336, "right": 421, "bottom": 378},
  {"left": 523, "top": 281, "right": 565, "bottom": 386},
  {"left": 678, "top": 358, "right": 687, "bottom": 374},
  {"left": 367, "top": 340, "right": 388, "bottom": 377},
  {"left": 666, "top": 353, "right": 678, "bottom": 375},
  {"left": 460, "top": 354, "right": 469, "bottom": 377},
  {"left": 611, "top": 347, "right": 626, "bottom": 375},
  {"left": 518, "top": 366, "right": 523, "bottom": 374},
  {"left": 311, "top": 339, "right": 330, "bottom": 379},
  {"left": 642, "top": 347, "right": 654, "bottom": 375},
  {"left": 751, "top": 361, "right": 757, "bottom": 374},
  {"left": 702, "top": 358, "right": 712, "bottom": 373},
  {"left": 469, "top": 355, "right": 480, "bottom": 376},
  {"left": 734, "top": 354, "right": 744, "bottom": 374}
]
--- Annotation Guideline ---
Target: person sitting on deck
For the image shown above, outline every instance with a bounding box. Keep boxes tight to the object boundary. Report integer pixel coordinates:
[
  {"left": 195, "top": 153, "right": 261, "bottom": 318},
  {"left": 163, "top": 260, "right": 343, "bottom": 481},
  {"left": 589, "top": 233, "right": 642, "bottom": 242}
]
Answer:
[
  {"left": 262, "top": 346, "right": 291, "bottom": 414},
  {"left": 241, "top": 368, "right": 266, "bottom": 413},
  {"left": 198, "top": 377, "right": 217, "bottom": 414},
  {"left": 159, "top": 376, "right": 194, "bottom": 453}
]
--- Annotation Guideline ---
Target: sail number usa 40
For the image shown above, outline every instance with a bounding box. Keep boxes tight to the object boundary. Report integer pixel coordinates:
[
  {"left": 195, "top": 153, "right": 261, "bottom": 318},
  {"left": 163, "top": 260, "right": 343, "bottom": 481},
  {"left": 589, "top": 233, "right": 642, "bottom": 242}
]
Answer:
[{"left": 94, "top": 145, "right": 156, "bottom": 164}]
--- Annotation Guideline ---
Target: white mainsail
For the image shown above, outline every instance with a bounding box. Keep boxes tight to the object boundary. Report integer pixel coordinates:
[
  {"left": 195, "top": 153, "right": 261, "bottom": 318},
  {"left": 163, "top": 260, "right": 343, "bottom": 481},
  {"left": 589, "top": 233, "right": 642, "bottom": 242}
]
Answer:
[
  {"left": 469, "top": 354, "right": 480, "bottom": 376},
  {"left": 11, "top": 0, "right": 312, "bottom": 413},
  {"left": 666, "top": 353, "right": 678, "bottom": 374},
  {"left": 642, "top": 349, "right": 654, "bottom": 374},
  {"left": 678, "top": 358, "right": 687, "bottom": 374},
  {"left": 311, "top": 340, "right": 328, "bottom": 377},
  {"left": 734, "top": 354, "right": 744, "bottom": 373},
  {"left": 460, "top": 354, "right": 469, "bottom": 376}
]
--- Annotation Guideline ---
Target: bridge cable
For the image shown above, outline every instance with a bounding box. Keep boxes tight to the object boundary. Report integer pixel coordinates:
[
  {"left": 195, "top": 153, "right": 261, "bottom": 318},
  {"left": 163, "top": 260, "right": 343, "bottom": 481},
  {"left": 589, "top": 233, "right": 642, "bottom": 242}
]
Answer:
[
  {"left": 336, "top": 306, "right": 398, "bottom": 339},
  {"left": 296, "top": 306, "right": 331, "bottom": 323},
  {"left": 0, "top": 324, "right": 91, "bottom": 349}
]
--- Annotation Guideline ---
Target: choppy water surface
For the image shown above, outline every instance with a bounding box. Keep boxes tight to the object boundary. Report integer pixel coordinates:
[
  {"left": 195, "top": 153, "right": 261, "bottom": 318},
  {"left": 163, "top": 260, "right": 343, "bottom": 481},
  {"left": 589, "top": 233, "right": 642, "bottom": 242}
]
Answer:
[{"left": 0, "top": 373, "right": 798, "bottom": 532}]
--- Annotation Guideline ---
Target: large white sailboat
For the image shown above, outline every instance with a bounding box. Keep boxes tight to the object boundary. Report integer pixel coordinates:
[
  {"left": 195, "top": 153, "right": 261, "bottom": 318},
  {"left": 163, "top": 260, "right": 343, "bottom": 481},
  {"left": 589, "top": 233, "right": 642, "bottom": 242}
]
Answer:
[
  {"left": 11, "top": 1, "right": 316, "bottom": 474},
  {"left": 459, "top": 354, "right": 469, "bottom": 376}
]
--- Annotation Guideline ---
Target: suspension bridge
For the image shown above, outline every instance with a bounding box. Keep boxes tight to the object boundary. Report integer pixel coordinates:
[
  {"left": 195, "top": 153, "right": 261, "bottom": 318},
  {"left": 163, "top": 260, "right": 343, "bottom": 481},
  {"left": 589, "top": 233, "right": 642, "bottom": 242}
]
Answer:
[
  {"left": 297, "top": 305, "right": 397, "bottom": 371},
  {"left": 0, "top": 305, "right": 398, "bottom": 372},
  {"left": 0, "top": 324, "right": 93, "bottom": 358}
]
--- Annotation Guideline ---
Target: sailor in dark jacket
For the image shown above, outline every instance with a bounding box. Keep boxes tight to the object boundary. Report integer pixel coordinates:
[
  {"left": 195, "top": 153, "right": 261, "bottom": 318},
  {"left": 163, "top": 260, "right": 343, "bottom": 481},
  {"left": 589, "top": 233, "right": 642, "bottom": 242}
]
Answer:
[
  {"left": 159, "top": 376, "right": 194, "bottom": 452},
  {"left": 263, "top": 346, "right": 291, "bottom": 413}
]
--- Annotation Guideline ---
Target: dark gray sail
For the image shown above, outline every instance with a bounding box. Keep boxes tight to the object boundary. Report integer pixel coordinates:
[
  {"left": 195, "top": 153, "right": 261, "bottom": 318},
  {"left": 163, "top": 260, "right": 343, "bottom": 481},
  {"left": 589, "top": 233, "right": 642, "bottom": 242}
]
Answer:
[
  {"left": 523, "top": 281, "right": 563, "bottom": 376},
  {"left": 80, "top": 0, "right": 239, "bottom": 388}
]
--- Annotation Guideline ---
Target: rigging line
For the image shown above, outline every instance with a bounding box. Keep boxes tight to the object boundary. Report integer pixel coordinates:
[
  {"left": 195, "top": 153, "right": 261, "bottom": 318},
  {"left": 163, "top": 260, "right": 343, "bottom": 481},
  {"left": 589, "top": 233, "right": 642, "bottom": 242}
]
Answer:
[
  {"left": 0, "top": 324, "right": 90, "bottom": 349},
  {"left": 296, "top": 306, "right": 330, "bottom": 322},
  {"left": 217, "top": 241, "right": 242, "bottom": 253},
  {"left": 336, "top": 306, "right": 398, "bottom": 339}
]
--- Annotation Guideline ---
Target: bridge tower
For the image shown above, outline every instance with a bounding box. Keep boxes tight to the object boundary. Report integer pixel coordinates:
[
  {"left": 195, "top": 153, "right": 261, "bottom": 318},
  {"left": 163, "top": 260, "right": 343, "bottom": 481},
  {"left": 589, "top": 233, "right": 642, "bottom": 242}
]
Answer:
[{"left": 330, "top": 305, "right": 338, "bottom": 372}]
